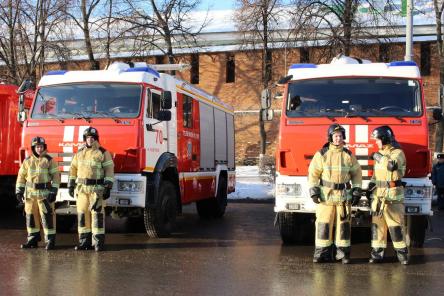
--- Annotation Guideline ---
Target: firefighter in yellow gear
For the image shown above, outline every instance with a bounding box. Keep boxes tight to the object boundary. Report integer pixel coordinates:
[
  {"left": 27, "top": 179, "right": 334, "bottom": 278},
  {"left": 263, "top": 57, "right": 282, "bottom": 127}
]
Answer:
[
  {"left": 366, "top": 126, "right": 408, "bottom": 265},
  {"left": 308, "top": 124, "right": 362, "bottom": 264},
  {"left": 68, "top": 127, "right": 114, "bottom": 252},
  {"left": 16, "top": 137, "right": 60, "bottom": 250}
]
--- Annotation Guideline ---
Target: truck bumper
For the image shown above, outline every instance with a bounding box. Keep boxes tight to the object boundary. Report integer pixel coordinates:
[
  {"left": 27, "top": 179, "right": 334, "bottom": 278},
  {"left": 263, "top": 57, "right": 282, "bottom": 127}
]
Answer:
[{"left": 56, "top": 173, "right": 147, "bottom": 209}]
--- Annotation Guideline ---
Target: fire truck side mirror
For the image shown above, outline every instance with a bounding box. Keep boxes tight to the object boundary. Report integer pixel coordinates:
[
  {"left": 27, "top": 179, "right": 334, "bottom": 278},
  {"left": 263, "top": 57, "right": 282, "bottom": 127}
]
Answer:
[
  {"left": 260, "top": 109, "right": 273, "bottom": 121},
  {"left": 17, "top": 111, "right": 27, "bottom": 123},
  {"left": 261, "top": 89, "right": 271, "bottom": 109},
  {"left": 156, "top": 110, "right": 171, "bottom": 121},
  {"left": 161, "top": 91, "right": 172, "bottom": 109},
  {"left": 433, "top": 108, "right": 443, "bottom": 121}
]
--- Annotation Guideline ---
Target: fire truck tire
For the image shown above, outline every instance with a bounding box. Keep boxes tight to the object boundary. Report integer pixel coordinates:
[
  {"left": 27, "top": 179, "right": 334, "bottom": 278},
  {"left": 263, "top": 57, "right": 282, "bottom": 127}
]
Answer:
[
  {"left": 407, "top": 215, "right": 427, "bottom": 248},
  {"left": 144, "top": 180, "right": 177, "bottom": 238},
  {"left": 212, "top": 176, "right": 228, "bottom": 218},
  {"left": 196, "top": 176, "right": 227, "bottom": 219},
  {"left": 278, "top": 212, "right": 314, "bottom": 245},
  {"left": 56, "top": 215, "right": 76, "bottom": 233}
]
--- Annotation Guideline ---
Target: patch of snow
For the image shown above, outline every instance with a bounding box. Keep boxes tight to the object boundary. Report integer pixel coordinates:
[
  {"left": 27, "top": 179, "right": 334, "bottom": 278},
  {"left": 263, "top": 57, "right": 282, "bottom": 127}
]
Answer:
[{"left": 228, "top": 166, "right": 275, "bottom": 200}]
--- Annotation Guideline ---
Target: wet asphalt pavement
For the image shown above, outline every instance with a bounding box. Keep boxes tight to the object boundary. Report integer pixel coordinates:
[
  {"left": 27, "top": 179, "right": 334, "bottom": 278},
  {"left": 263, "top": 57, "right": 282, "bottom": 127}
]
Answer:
[{"left": 1, "top": 203, "right": 444, "bottom": 296}]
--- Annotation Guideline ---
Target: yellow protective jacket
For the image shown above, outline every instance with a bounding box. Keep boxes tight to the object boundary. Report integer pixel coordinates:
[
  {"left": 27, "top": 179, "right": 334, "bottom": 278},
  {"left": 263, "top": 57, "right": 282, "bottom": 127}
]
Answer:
[
  {"left": 371, "top": 144, "right": 406, "bottom": 202},
  {"left": 308, "top": 143, "right": 362, "bottom": 203},
  {"left": 69, "top": 141, "right": 114, "bottom": 190},
  {"left": 16, "top": 151, "right": 60, "bottom": 197}
]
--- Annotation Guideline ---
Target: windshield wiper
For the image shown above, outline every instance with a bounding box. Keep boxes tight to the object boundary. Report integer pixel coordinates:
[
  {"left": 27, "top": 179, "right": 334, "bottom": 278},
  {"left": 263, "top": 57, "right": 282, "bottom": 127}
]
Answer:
[
  {"left": 343, "top": 111, "right": 369, "bottom": 122},
  {"left": 367, "top": 108, "right": 406, "bottom": 122},
  {"left": 88, "top": 110, "right": 121, "bottom": 123},
  {"left": 63, "top": 111, "right": 91, "bottom": 123},
  {"left": 45, "top": 113, "right": 64, "bottom": 123}
]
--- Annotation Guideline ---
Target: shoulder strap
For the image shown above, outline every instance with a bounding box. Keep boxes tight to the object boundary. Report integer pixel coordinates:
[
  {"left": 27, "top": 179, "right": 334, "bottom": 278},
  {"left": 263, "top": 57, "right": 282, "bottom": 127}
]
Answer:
[
  {"left": 342, "top": 147, "right": 352, "bottom": 156},
  {"left": 42, "top": 154, "right": 53, "bottom": 161},
  {"left": 319, "top": 143, "right": 330, "bottom": 156},
  {"left": 99, "top": 147, "right": 107, "bottom": 154}
]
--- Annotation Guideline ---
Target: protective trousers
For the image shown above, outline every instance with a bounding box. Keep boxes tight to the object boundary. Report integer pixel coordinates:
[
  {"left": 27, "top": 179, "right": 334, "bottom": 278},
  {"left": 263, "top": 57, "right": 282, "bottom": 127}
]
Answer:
[
  {"left": 371, "top": 199, "right": 407, "bottom": 252},
  {"left": 76, "top": 188, "right": 105, "bottom": 247},
  {"left": 24, "top": 196, "right": 56, "bottom": 244},
  {"left": 315, "top": 202, "right": 351, "bottom": 260}
]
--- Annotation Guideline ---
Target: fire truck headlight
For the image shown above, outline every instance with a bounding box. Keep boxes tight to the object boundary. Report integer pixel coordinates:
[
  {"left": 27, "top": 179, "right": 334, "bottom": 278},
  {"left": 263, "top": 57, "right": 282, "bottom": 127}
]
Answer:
[
  {"left": 404, "top": 186, "right": 432, "bottom": 199},
  {"left": 277, "top": 184, "right": 302, "bottom": 197},
  {"left": 117, "top": 180, "right": 143, "bottom": 193}
]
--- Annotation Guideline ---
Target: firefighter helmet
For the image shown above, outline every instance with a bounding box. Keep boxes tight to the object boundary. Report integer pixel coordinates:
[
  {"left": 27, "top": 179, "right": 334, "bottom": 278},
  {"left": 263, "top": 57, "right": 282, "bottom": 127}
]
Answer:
[
  {"left": 327, "top": 123, "right": 346, "bottom": 142},
  {"left": 371, "top": 126, "right": 394, "bottom": 145},
  {"left": 31, "top": 136, "right": 47, "bottom": 154},
  {"left": 83, "top": 127, "right": 99, "bottom": 141}
]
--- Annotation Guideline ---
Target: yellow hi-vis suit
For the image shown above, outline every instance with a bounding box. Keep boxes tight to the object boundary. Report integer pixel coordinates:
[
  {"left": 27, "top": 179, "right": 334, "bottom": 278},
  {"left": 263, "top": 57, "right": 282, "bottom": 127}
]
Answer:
[
  {"left": 370, "top": 144, "right": 407, "bottom": 251},
  {"left": 308, "top": 143, "right": 362, "bottom": 259},
  {"left": 69, "top": 141, "right": 114, "bottom": 247},
  {"left": 16, "top": 151, "right": 60, "bottom": 244}
]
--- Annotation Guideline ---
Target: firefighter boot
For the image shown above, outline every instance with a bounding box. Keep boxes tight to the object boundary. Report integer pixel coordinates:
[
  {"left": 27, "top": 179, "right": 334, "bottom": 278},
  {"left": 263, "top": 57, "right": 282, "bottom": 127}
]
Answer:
[
  {"left": 21, "top": 232, "right": 41, "bottom": 249},
  {"left": 336, "top": 247, "right": 351, "bottom": 264},
  {"left": 45, "top": 234, "right": 56, "bottom": 250},
  {"left": 74, "top": 233, "right": 93, "bottom": 250},
  {"left": 396, "top": 248, "right": 409, "bottom": 265},
  {"left": 94, "top": 234, "right": 105, "bottom": 252},
  {"left": 313, "top": 246, "right": 333, "bottom": 263},
  {"left": 369, "top": 248, "right": 385, "bottom": 263}
]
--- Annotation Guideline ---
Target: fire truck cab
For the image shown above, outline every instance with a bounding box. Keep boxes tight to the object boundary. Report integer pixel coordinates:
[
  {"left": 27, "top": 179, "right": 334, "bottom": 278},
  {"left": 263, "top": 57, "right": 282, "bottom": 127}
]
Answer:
[
  {"left": 19, "top": 62, "right": 235, "bottom": 237},
  {"left": 273, "top": 56, "right": 432, "bottom": 247}
]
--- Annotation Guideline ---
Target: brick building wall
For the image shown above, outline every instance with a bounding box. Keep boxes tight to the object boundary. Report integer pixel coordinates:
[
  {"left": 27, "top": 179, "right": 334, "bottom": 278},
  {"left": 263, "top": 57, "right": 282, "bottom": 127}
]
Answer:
[{"left": 24, "top": 41, "right": 443, "bottom": 163}]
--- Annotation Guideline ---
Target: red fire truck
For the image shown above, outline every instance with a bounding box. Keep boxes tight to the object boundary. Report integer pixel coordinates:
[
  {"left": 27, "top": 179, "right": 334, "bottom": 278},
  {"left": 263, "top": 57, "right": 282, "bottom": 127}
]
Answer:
[
  {"left": 0, "top": 84, "right": 33, "bottom": 208},
  {"left": 17, "top": 62, "right": 235, "bottom": 237},
  {"left": 269, "top": 56, "right": 433, "bottom": 247}
]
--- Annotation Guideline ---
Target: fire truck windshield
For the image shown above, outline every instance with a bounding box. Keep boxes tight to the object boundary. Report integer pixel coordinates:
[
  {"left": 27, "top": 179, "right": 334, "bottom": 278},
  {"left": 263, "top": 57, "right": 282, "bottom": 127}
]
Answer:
[
  {"left": 286, "top": 78, "right": 422, "bottom": 118},
  {"left": 30, "top": 83, "right": 142, "bottom": 120}
]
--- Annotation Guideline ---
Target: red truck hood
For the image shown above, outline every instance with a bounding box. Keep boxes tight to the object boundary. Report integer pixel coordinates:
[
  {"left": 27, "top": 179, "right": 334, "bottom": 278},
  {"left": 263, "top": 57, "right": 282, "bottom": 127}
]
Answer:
[
  {"left": 22, "top": 119, "right": 144, "bottom": 174},
  {"left": 277, "top": 118, "right": 430, "bottom": 179}
]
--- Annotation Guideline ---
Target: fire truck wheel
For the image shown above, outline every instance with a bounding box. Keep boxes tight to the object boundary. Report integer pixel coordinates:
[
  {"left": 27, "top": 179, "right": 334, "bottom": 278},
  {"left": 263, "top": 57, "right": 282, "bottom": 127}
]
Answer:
[
  {"left": 406, "top": 215, "right": 427, "bottom": 248},
  {"left": 144, "top": 180, "right": 177, "bottom": 238},
  {"left": 278, "top": 212, "right": 314, "bottom": 245},
  {"left": 212, "top": 176, "right": 228, "bottom": 218},
  {"left": 196, "top": 176, "right": 227, "bottom": 219}
]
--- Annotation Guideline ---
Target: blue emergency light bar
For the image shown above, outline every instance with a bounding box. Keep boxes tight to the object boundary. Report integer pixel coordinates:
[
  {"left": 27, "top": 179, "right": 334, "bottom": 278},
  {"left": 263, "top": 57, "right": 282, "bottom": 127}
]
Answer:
[
  {"left": 125, "top": 66, "right": 160, "bottom": 78},
  {"left": 389, "top": 61, "right": 417, "bottom": 67},
  {"left": 45, "top": 70, "right": 68, "bottom": 76},
  {"left": 289, "top": 63, "right": 317, "bottom": 69}
]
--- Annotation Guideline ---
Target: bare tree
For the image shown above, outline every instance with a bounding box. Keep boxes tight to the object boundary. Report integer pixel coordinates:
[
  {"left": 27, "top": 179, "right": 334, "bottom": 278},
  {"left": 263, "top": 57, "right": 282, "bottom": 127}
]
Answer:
[
  {"left": 433, "top": 0, "right": 444, "bottom": 152},
  {"left": 64, "top": 0, "right": 102, "bottom": 70},
  {"left": 0, "top": 0, "right": 67, "bottom": 84},
  {"left": 234, "top": 0, "right": 283, "bottom": 156},
  {"left": 289, "top": 0, "right": 398, "bottom": 60},
  {"left": 119, "top": 0, "right": 209, "bottom": 64}
]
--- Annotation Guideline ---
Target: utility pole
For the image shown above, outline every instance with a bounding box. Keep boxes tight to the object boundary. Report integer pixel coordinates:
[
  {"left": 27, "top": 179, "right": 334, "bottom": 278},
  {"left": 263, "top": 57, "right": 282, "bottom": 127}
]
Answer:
[{"left": 404, "top": 0, "right": 413, "bottom": 61}]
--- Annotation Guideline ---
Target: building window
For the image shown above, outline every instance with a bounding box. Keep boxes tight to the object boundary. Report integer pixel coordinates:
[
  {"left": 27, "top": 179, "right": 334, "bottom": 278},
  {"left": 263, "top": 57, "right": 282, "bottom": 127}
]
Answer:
[
  {"left": 190, "top": 54, "right": 199, "bottom": 84},
  {"left": 226, "top": 54, "right": 235, "bottom": 83},
  {"left": 183, "top": 95, "right": 193, "bottom": 128},
  {"left": 155, "top": 55, "right": 165, "bottom": 64},
  {"left": 300, "top": 47, "right": 310, "bottom": 63},
  {"left": 421, "top": 43, "right": 431, "bottom": 76}
]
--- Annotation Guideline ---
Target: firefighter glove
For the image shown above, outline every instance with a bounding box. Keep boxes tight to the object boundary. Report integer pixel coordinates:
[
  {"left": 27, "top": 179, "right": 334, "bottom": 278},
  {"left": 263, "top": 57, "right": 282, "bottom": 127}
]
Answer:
[
  {"left": 351, "top": 187, "right": 362, "bottom": 206},
  {"left": 309, "top": 187, "right": 321, "bottom": 204},
  {"left": 102, "top": 181, "right": 113, "bottom": 200},
  {"left": 372, "top": 152, "right": 383, "bottom": 163},
  {"left": 68, "top": 179, "right": 76, "bottom": 197},
  {"left": 387, "top": 160, "right": 398, "bottom": 172},
  {"left": 16, "top": 187, "right": 25, "bottom": 203},
  {"left": 47, "top": 187, "right": 58, "bottom": 203},
  {"left": 366, "top": 182, "right": 376, "bottom": 200}
]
